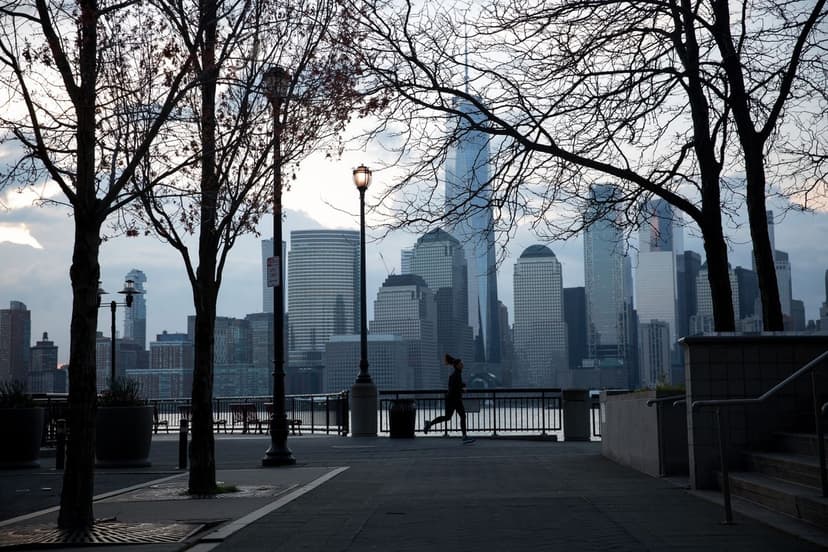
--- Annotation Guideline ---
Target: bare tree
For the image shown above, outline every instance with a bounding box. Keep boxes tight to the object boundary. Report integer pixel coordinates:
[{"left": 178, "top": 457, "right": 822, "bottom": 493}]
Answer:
[
  {"left": 125, "top": 0, "right": 363, "bottom": 493},
  {"left": 347, "top": 0, "right": 826, "bottom": 331},
  {"left": 0, "top": 0, "right": 200, "bottom": 529}
]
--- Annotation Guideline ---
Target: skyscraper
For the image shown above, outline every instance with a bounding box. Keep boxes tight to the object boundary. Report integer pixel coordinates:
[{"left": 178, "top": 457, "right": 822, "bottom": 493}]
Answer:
[
  {"left": 409, "top": 229, "right": 473, "bottom": 368},
  {"left": 639, "top": 320, "right": 671, "bottom": 387},
  {"left": 636, "top": 199, "right": 678, "bottom": 348},
  {"left": 0, "top": 301, "right": 31, "bottom": 384},
  {"left": 564, "top": 287, "right": 587, "bottom": 372},
  {"left": 288, "top": 230, "right": 360, "bottom": 367},
  {"left": 369, "top": 274, "right": 440, "bottom": 388},
  {"left": 444, "top": 97, "right": 501, "bottom": 364},
  {"left": 583, "top": 184, "right": 636, "bottom": 384},
  {"left": 29, "top": 332, "right": 58, "bottom": 393},
  {"left": 676, "top": 250, "right": 701, "bottom": 340},
  {"left": 513, "top": 245, "right": 567, "bottom": 387},
  {"left": 123, "top": 269, "right": 147, "bottom": 350},
  {"left": 692, "top": 262, "right": 740, "bottom": 333}
]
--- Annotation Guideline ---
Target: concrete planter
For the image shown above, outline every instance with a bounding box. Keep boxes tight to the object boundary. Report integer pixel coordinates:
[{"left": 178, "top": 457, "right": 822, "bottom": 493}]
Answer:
[
  {"left": 96, "top": 405, "right": 153, "bottom": 468},
  {"left": 600, "top": 390, "right": 687, "bottom": 478},
  {"left": 0, "top": 407, "right": 45, "bottom": 468}
]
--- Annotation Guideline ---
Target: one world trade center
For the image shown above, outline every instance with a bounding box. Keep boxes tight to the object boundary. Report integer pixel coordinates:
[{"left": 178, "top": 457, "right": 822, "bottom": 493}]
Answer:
[{"left": 444, "top": 97, "right": 501, "bottom": 364}]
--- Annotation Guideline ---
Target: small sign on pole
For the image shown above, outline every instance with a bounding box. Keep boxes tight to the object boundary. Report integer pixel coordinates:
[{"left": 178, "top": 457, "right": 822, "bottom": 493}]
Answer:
[{"left": 267, "top": 256, "right": 280, "bottom": 287}]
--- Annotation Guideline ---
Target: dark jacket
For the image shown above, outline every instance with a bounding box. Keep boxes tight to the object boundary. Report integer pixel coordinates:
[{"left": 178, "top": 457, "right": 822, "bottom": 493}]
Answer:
[{"left": 447, "top": 369, "right": 465, "bottom": 403}]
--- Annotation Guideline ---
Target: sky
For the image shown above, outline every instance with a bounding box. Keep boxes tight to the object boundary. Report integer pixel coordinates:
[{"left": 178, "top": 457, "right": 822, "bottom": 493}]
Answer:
[{"left": 3, "top": 139, "right": 828, "bottom": 366}]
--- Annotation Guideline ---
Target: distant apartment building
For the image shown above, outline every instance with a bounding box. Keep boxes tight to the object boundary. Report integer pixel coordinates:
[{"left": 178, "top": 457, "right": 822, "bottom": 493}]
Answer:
[
  {"left": 564, "top": 287, "right": 588, "bottom": 373},
  {"left": 513, "top": 245, "right": 567, "bottom": 387},
  {"left": 691, "top": 263, "right": 740, "bottom": 333},
  {"left": 0, "top": 300, "right": 31, "bottom": 384}
]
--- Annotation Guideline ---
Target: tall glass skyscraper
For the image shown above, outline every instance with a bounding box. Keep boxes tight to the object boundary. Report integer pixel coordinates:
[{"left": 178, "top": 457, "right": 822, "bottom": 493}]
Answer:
[
  {"left": 584, "top": 184, "right": 636, "bottom": 383},
  {"left": 513, "top": 245, "right": 567, "bottom": 387},
  {"left": 123, "top": 269, "right": 147, "bottom": 350},
  {"left": 287, "top": 230, "right": 360, "bottom": 367},
  {"left": 0, "top": 301, "right": 30, "bottom": 384},
  {"left": 444, "top": 97, "right": 501, "bottom": 363}
]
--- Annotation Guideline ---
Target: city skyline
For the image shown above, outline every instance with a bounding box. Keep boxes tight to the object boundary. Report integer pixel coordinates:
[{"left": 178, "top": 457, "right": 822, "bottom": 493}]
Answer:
[{"left": 3, "top": 166, "right": 828, "bottom": 366}]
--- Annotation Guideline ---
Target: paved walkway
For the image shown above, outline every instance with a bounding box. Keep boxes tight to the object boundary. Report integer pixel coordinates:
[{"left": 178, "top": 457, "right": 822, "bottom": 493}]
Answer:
[{"left": 1, "top": 434, "right": 825, "bottom": 551}]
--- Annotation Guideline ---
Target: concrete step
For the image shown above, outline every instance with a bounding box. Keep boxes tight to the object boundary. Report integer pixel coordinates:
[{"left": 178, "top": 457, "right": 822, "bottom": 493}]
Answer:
[
  {"left": 726, "top": 471, "right": 828, "bottom": 529},
  {"left": 776, "top": 432, "right": 828, "bottom": 456},
  {"left": 744, "top": 451, "right": 826, "bottom": 489}
]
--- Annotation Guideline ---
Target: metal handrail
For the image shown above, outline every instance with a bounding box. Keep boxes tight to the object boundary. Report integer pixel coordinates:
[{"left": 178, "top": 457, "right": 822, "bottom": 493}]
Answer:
[
  {"left": 691, "top": 349, "right": 828, "bottom": 524},
  {"left": 645, "top": 394, "right": 686, "bottom": 407},
  {"left": 646, "top": 395, "right": 686, "bottom": 476}
]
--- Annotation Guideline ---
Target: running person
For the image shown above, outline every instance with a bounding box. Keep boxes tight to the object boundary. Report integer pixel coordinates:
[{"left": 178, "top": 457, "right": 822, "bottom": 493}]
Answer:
[{"left": 423, "top": 354, "right": 475, "bottom": 443}]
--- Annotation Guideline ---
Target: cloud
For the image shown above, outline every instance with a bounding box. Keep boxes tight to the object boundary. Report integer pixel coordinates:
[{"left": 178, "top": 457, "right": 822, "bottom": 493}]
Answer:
[{"left": 0, "top": 223, "right": 43, "bottom": 249}]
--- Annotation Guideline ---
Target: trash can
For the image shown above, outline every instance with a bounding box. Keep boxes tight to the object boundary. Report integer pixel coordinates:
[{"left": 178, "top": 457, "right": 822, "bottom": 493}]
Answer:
[
  {"left": 389, "top": 399, "right": 416, "bottom": 438},
  {"left": 562, "top": 389, "right": 590, "bottom": 441}
]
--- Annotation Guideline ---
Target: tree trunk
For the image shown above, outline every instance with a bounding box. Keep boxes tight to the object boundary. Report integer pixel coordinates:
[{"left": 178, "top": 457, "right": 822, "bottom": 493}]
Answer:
[
  {"left": 188, "top": 285, "right": 217, "bottom": 493},
  {"left": 57, "top": 0, "right": 101, "bottom": 528},
  {"left": 58, "top": 217, "right": 101, "bottom": 529},
  {"left": 744, "top": 146, "right": 784, "bottom": 331},
  {"left": 188, "top": 0, "right": 219, "bottom": 495}
]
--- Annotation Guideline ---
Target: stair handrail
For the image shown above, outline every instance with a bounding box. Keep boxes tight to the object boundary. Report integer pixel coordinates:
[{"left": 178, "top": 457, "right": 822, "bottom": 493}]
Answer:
[
  {"left": 691, "top": 349, "right": 828, "bottom": 524},
  {"left": 646, "top": 394, "right": 686, "bottom": 476},
  {"left": 645, "top": 394, "right": 686, "bottom": 407}
]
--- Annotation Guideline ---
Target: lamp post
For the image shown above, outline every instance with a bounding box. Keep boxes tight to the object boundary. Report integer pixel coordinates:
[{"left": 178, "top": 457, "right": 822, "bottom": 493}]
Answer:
[
  {"left": 350, "top": 164, "right": 378, "bottom": 437},
  {"left": 262, "top": 65, "right": 296, "bottom": 466},
  {"left": 97, "top": 279, "right": 140, "bottom": 384}
]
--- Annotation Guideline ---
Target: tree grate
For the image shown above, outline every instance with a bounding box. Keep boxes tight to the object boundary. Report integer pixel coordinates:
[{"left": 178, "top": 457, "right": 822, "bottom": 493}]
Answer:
[{"left": 0, "top": 520, "right": 202, "bottom": 548}]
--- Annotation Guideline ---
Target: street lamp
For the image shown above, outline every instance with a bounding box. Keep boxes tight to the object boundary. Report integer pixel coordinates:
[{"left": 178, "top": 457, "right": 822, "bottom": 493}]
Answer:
[
  {"left": 350, "top": 164, "right": 378, "bottom": 437},
  {"left": 262, "top": 65, "right": 296, "bottom": 466},
  {"left": 97, "top": 279, "right": 140, "bottom": 384}
]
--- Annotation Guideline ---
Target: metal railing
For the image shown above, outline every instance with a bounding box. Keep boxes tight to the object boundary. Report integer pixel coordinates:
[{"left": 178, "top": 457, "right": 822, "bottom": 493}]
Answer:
[
  {"left": 379, "top": 388, "right": 603, "bottom": 438},
  {"left": 646, "top": 395, "right": 686, "bottom": 477},
  {"left": 34, "top": 391, "right": 350, "bottom": 440},
  {"left": 152, "top": 392, "right": 349, "bottom": 436},
  {"left": 692, "top": 350, "right": 828, "bottom": 524}
]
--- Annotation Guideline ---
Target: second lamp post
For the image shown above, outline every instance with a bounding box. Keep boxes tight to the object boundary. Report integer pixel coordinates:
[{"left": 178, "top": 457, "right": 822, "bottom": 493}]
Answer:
[
  {"left": 262, "top": 65, "right": 295, "bottom": 466},
  {"left": 350, "top": 164, "right": 377, "bottom": 437},
  {"left": 97, "top": 279, "right": 140, "bottom": 384}
]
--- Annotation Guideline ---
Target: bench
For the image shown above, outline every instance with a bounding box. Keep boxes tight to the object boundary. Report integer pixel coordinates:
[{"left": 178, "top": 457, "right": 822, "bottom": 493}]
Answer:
[
  {"left": 177, "top": 405, "right": 228, "bottom": 433},
  {"left": 153, "top": 406, "right": 169, "bottom": 434},
  {"left": 230, "top": 403, "right": 262, "bottom": 434},
  {"left": 264, "top": 403, "right": 302, "bottom": 435}
]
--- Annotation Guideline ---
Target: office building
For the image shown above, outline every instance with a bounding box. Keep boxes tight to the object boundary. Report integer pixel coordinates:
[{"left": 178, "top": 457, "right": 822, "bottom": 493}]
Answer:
[
  {"left": 639, "top": 320, "right": 672, "bottom": 388},
  {"left": 287, "top": 230, "right": 359, "bottom": 368},
  {"left": 409, "top": 229, "right": 474, "bottom": 374},
  {"left": 29, "top": 332, "right": 59, "bottom": 393},
  {"left": 513, "top": 245, "right": 567, "bottom": 387},
  {"left": 635, "top": 199, "right": 678, "bottom": 349},
  {"left": 369, "top": 274, "right": 440, "bottom": 388},
  {"left": 583, "top": 184, "right": 637, "bottom": 386},
  {"left": 123, "top": 269, "right": 147, "bottom": 350},
  {"left": 324, "top": 334, "right": 409, "bottom": 392},
  {"left": 400, "top": 248, "right": 414, "bottom": 275},
  {"left": 444, "top": 97, "right": 501, "bottom": 363},
  {"left": 677, "top": 250, "right": 701, "bottom": 341},
  {"left": 692, "top": 263, "right": 740, "bottom": 333},
  {"left": 135, "top": 331, "right": 194, "bottom": 399},
  {"left": 564, "top": 287, "right": 587, "bottom": 372},
  {"left": 735, "top": 267, "right": 760, "bottom": 321},
  {"left": 0, "top": 300, "right": 31, "bottom": 384}
]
